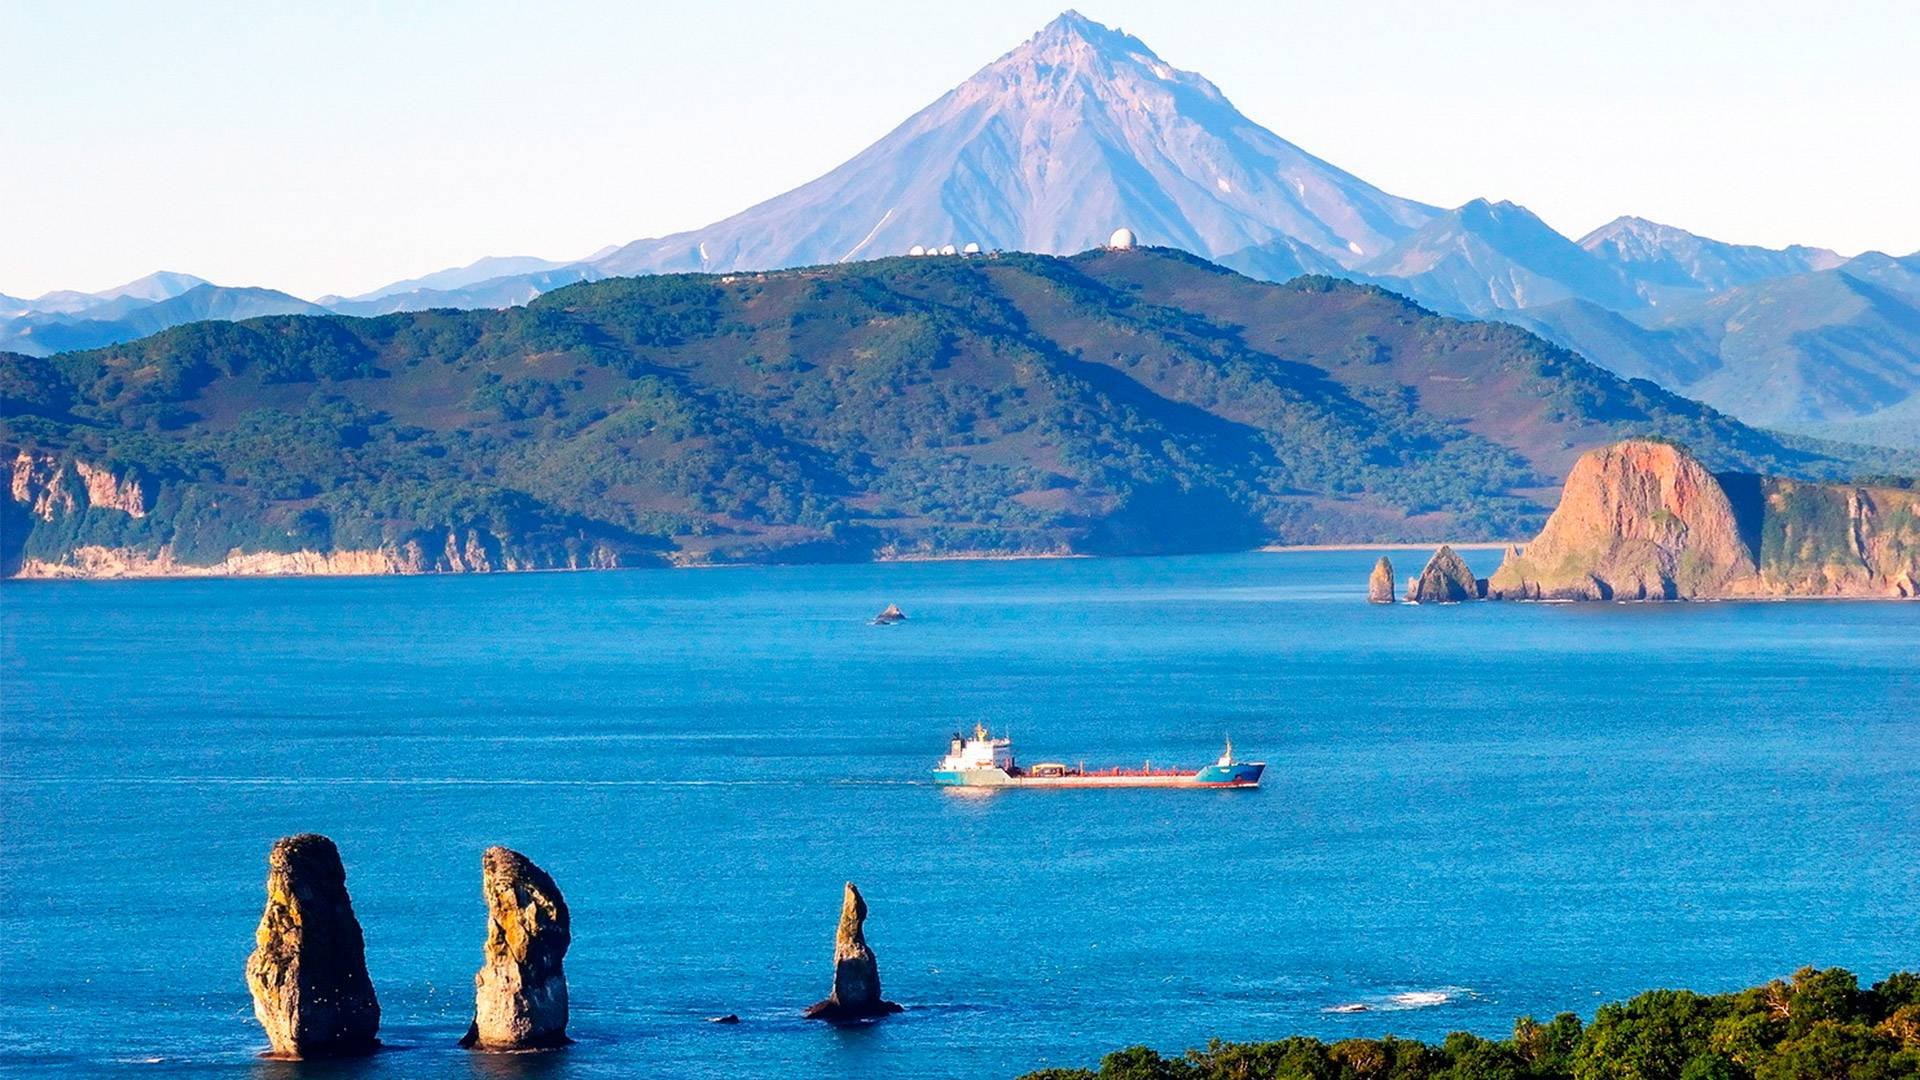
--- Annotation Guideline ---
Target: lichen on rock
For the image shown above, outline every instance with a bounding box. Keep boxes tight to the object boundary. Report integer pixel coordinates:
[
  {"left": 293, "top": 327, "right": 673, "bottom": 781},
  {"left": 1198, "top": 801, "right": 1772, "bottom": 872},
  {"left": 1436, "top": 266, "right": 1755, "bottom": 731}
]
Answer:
[
  {"left": 461, "top": 846, "right": 571, "bottom": 1051},
  {"left": 244, "top": 834, "right": 381, "bottom": 1059},
  {"left": 803, "top": 882, "right": 903, "bottom": 1022}
]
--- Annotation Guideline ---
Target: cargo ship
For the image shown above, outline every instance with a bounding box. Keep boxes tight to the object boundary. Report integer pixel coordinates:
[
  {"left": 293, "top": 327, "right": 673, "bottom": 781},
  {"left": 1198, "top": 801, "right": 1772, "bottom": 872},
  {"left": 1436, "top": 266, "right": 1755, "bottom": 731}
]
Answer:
[{"left": 931, "top": 724, "right": 1264, "bottom": 789}]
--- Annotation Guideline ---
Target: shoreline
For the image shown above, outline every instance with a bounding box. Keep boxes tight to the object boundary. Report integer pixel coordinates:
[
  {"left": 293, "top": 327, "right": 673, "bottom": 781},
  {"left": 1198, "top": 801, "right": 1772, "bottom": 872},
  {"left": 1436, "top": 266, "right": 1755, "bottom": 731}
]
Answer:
[{"left": 3, "top": 543, "right": 1502, "bottom": 584}]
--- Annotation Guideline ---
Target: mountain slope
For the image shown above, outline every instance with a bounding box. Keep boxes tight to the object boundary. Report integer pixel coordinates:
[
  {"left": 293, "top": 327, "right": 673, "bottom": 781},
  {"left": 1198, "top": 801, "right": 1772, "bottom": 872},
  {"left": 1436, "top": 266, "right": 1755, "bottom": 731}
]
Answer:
[
  {"left": 1357, "top": 199, "right": 1642, "bottom": 317},
  {"left": 593, "top": 11, "right": 1436, "bottom": 277},
  {"left": 6, "top": 248, "right": 1902, "bottom": 577},
  {"left": 1579, "top": 215, "right": 1846, "bottom": 301},
  {"left": 1516, "top": 258, "right": 1920, "bottom": 444}
]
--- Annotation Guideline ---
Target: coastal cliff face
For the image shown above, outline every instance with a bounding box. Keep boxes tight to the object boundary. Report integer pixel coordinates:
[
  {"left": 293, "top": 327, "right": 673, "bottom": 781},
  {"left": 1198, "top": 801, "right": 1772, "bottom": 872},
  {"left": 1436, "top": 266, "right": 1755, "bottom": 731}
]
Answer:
[
  {"left": 10, "top": 450, "right": 147, "bottom": 522},
  {"left": 1489, "top": 440, "right": 1918, "bottom": 600}
]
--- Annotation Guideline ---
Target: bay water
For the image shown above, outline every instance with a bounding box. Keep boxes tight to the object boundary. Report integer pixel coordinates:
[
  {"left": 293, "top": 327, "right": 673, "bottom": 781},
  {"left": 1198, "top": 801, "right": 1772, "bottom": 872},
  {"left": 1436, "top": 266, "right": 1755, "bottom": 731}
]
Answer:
[{"left": 2, "top": 550, "right": 1916, "bottom": 1077}]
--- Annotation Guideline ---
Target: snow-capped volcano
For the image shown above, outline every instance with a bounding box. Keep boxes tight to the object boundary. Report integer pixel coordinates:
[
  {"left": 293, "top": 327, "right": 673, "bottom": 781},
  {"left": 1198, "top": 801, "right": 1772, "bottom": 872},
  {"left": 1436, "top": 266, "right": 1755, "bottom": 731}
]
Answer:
[{"left": 595, "top": 11, "right": 1436, "bottom": 275}]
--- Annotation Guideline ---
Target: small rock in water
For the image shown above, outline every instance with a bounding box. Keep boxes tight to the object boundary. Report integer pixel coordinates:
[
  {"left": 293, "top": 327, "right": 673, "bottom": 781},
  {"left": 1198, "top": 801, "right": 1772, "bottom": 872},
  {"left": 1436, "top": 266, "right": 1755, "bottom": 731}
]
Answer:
[
  {"left": 803, "top": 882, "right": 903, "bottom": 1021},
  {"left": 1405, "top": 545, "right": 1482, "bottom": 603},
  {"left": 872, "top": 603, "right": 906, "bottom": 625},
  {"left": 707, "top": 1014, "right": 741, "bottom": 1024},
  {"left": 1367, "top": 556, "right": 1395, "bottom": 603},
  {"left": 245, "top": 834, "right": 382, "bottom": 1059},
  {"left": 461, "top": 846, "right": 572, "bottom": 1052}
]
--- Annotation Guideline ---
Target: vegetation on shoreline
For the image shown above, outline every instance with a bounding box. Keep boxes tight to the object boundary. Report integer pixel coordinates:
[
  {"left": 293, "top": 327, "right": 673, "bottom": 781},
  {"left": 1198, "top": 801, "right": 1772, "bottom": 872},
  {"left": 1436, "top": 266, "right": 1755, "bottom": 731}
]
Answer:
[{"left": 1019, "top": 968, "right": 1920, "bottom": 1080}]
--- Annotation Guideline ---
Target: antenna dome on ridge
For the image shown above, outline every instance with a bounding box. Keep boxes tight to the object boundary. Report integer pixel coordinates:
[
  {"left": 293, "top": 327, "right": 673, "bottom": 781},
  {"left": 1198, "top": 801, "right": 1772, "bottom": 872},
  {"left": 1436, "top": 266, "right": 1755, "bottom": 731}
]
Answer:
[{"left": 1107, "top": 227, "right": 1137, "bottom": 249}]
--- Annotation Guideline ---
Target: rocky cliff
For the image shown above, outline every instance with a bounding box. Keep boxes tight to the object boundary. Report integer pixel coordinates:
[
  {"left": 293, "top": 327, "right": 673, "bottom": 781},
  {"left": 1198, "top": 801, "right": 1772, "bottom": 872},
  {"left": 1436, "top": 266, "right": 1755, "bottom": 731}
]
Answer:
[
  {"left": 1489, "top": 440, "right": 1918, "bottom": 600},
  {"left": 462, "top": 847, "right": 571, "bottom": 1051},
  {"left": 803, "top": 882, "right": 902, "bottom": 1022},
  {"left": 244, "top": 834, "right": 381, "bottom": 1059}
]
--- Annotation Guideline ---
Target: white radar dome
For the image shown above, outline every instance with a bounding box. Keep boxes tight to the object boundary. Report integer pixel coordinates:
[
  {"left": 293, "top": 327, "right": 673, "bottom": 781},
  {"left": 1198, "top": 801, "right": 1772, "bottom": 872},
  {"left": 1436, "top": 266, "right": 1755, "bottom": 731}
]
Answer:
[
  {"left": 907, "top": 245, "right": 926, "bottom": 257},
  {"left": 963, "top": 242, "right": 982, "bottom": 254},
  {"left": 1107, "top": 227, "right": 1137, "bottom": 250},
  {"left": 939, "top": 243, "right": 958, "bottom": 256}
]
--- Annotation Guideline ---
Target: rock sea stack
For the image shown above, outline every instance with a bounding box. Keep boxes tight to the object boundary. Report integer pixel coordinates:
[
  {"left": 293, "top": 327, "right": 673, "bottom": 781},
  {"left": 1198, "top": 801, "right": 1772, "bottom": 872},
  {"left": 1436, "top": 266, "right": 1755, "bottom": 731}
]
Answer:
[
  {"left": 802, "top": 882, "right": 903, "bottom": 1022},
  {"left": 1406, "top": 545, "right": 1482, "bottom": 602},
  {"left": 1367, "top": 556, "right": 1395, "bottom": 603},
  {"left": 872, "top": 603, "right": 907, "bottom": 625},
  {"left": 461, "top": 846, "right": 571, "bottom": 1052},
  {"left": 244, "top": 834, "right": 381, "bottom": 1059}
]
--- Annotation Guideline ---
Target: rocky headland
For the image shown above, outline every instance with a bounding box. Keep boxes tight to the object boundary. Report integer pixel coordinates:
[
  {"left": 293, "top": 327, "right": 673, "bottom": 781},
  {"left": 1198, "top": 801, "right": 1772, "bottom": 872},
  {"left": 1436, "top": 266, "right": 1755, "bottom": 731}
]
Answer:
[
  {"left": 1372, "top": 440, "right": 1917, "bottom": 602},
  {"left": 1490, "top": 440, "right": 1917, "bottom": 600},
  {"left": 244, "top": 834, "right": 382, "bottom": 1059}
]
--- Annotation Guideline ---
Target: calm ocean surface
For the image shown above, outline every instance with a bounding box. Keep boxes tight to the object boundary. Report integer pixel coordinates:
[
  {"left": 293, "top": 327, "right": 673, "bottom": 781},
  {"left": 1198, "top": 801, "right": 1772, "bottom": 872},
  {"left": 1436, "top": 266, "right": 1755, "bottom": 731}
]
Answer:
[{"left": 2, "top": 550, "right": 1916, "bottom": 1078}]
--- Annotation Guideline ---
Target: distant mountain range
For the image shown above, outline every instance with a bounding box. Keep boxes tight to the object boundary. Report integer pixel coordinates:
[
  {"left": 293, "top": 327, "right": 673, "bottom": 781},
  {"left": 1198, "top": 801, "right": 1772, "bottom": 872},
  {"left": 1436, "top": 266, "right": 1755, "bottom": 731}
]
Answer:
[{"left": 5, "top": 11, "right": 1916, "bottom": 446}]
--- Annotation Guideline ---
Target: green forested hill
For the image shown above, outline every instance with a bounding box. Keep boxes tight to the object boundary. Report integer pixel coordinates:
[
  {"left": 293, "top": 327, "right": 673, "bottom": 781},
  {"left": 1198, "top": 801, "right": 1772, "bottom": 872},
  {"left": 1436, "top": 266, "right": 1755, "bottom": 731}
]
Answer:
[{"left": 1, "top": 249, "right": 1906, "bottom": 573}]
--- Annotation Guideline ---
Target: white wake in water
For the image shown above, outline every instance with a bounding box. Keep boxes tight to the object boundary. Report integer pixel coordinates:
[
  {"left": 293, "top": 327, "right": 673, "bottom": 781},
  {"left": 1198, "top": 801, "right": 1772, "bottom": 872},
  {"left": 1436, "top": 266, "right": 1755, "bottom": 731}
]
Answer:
[{"left": 1324, "top": 987, "right": 1473, "bottom": 1014}]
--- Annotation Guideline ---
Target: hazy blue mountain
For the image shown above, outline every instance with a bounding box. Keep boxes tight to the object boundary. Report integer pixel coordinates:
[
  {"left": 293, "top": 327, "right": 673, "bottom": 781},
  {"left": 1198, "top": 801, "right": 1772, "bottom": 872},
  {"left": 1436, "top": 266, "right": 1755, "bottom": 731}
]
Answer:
[
  {"left": 1355, "top": 199, "right": 1643, "bottom": 317},
  {"left": 1579, "top": 215, "right": 1846, "bottom": 303},
  {"left": 322, "top": 265, "right": 602, "bottom": 316},
  {"left": 327, "top": 255, "right": 574, "bottom": 305},
  {"left": 592, "top": 11, "right": 1437, "bottom": 276},
  {"left": 14, "top": 271, "right": 211, "bottom": 317},
  {"left": 1520, "top": 259, "right": 1920, "bottom": 443},
  {"left": 0, "top": 284, "right": 326, "bottom": 357}
]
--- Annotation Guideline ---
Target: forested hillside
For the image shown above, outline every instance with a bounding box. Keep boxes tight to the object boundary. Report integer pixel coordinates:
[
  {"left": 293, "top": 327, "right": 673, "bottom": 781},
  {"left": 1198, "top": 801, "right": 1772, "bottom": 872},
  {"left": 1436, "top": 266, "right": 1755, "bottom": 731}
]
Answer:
[{"left": 3, "top": 248, "right": 1905, "bottom": 575}]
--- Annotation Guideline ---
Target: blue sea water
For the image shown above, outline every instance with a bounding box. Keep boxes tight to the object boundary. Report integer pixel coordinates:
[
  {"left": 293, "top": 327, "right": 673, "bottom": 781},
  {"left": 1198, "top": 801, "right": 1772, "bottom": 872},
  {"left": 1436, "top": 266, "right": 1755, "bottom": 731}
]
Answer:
[{"left": 1, "top": 550, "right": 1916, "bottom": 1078}]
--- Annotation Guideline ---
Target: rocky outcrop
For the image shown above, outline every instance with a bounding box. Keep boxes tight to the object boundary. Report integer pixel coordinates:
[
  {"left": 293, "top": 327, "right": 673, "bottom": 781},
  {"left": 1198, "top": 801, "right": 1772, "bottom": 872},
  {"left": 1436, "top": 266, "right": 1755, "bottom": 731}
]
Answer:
[
  {"left": 73, "top": 460, "right": 147, "bottom": 516},
  {"left": 872, "top": 603, "right": 906, "bottom": 624},
  {"left": 461, "top": 847, "right": 571, "bottom": 1052},
  {"left": 1367, "top": 556, "right": 1395, "bottom": 603},
  {"left": 245, "top": 834, "right": 381, "bottom": 1059},
  {"left": 1489, "top": 440, "right": 1919, "bottom": 600},
  {"left": 9, "top": 451, "right": 145, "bottom": 520},
  {"left": 1406, "top": 545, "right": 1483, "bottom": 602},
  {"left": 803, "top": 883, "right": 902, "bottom": 1022}
]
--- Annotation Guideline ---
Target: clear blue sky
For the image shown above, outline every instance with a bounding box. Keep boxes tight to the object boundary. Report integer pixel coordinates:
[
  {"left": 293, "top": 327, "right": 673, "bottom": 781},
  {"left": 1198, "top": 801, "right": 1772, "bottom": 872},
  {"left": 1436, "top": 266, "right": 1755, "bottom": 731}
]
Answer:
[{"left": 4, "top": 0, "right": 1917, "bottom": 298}]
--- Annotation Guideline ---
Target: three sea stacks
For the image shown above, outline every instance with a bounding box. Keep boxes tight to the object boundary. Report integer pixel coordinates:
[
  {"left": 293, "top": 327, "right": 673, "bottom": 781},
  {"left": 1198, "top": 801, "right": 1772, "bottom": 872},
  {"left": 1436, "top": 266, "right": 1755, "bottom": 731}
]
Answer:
[{"left": 241, "top": 835, "right": 903, "bottom": 1059}]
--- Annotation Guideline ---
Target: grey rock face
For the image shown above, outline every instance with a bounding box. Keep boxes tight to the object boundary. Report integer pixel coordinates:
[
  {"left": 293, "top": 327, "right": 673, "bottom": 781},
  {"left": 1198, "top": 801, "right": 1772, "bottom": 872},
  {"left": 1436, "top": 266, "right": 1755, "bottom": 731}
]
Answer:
[{"left": 1406, "top": 545, "right": 1483, "bottom": 603}]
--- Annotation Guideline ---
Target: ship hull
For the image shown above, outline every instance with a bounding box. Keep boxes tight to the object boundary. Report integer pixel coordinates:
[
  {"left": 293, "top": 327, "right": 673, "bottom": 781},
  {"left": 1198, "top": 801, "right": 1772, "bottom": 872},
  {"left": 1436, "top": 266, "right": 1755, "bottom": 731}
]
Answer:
[{"left": 933, "top": 762, "right": 1263, "bottom": 789}]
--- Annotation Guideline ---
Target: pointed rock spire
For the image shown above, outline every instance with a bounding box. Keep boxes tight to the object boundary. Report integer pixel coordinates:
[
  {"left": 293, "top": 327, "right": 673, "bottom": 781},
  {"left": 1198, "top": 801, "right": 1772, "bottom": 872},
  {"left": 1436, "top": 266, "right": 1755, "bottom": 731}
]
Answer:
[
  {"left": 244, "top": 834, "right": 381, "bottom": 1058},
  {"left": 461, "top": 846, "right": 571, "bottom": 1051},
  {"left": 1367, "top": 556, "right": 1395, "bottom": 603},
  {"left": 803, "top": 882, "right": 903, "bottom": 1021}
]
